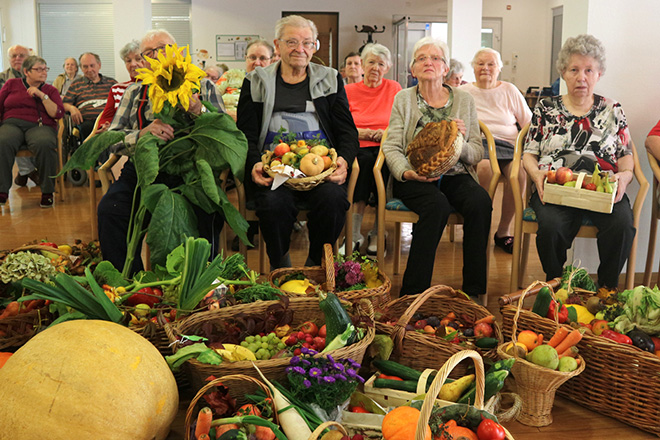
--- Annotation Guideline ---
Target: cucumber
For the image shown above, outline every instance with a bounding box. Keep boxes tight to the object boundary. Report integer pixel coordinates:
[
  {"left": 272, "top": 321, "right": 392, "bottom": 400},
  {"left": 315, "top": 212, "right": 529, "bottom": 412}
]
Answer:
[
  {"left": 373, "top": 378, "right": 419, "bottom": 393},
  {"left": 531, "top": 286, "right": 553, "bottom": 317},
  {"left": 319, "top": 292, "right": 352, "bottom": 344},
  {"left": 474, "top": 337, "right": 499, "bottom": 349},
  {"left": 372, "top": 359, "right": 425, "bottom": 382},
  {"left": 486, "top": 358, "right": 515, "bottom": 375},
  {"left": 456, "top": 370, "right": 509, "bottom": 405}
]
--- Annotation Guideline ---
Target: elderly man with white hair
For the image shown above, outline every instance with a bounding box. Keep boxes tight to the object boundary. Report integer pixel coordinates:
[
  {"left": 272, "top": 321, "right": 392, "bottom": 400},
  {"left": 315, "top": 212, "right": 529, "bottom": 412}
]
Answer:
[
  {"left": 237, "top": 14, "right": 359, "bottom": 269},
  {"left": 97, "top": 29, "right": 226, "bottom": 274}
]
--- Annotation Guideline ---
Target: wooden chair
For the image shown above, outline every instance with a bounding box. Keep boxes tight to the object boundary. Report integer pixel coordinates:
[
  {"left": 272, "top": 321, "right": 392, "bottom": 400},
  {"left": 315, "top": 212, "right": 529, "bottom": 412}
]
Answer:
[
  {"left": 85, "top": 113, "right": 104, "bottom": 238},
  {"left": 237, "top": 159, "right": 360, "bottom": 274},
  {"left": 644, "top": 150, "right": 660, "bottom": 286},
  {"left": 15, "top": 118, "right": 67, "bottom": 202},
  {"left": 374, "top": 121, "right": 500, "bottom": 306},
  {"left": 510, "top": 124, "right": 649, "bottom": 292}
]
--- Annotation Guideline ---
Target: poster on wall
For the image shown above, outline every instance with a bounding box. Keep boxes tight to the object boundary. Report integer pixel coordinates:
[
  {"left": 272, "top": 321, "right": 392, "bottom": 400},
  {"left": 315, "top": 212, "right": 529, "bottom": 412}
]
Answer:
[{"left": 216, "top": 35, "right": 260, "bottom": 61}]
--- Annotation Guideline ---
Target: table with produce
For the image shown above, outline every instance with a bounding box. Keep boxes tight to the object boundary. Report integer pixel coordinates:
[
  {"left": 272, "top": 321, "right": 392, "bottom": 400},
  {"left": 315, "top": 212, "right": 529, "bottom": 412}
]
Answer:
[{"left": 2, "top": 238, "right": 659, "bottom": 439}]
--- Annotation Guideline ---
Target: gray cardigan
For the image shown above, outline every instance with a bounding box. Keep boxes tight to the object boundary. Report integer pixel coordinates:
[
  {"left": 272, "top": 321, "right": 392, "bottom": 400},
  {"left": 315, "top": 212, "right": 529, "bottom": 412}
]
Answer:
[{"left": 382, "top": 85, "right": 482, "bottom": 182}]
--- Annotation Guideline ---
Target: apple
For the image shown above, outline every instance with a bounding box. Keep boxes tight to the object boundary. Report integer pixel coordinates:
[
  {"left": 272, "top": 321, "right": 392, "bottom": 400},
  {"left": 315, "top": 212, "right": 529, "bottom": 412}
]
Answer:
[
  {"left": 555, "top": 167, "right": 574, "bottom": 185},
  {"left": 474, "top": 322, "right": 493, "bottom": 339},
  {"left": 591, "top": 320, "right": 609, "bottom": 336},
  {"left": 546, "top": 169, "right": 557, "bottom": 184},
  {"left": 282, "top": 151, "right": 296, "bottom": 165},
  {"left": 321, "top": 155, "right": 332, "bottom": 170},
  {"left": 318, "top": 325, "right": 326, "bottom": 338},
  {"left": 273, "top": 142, "right": 290, "bottom": 157},
  {"left": 414, "top": 319, "right": 428, "bottom": 330},
  {"left": 301, "top": 321, "right": 319, "bottom": 337},
  {"left": 312, "top": 336, "right": 325, "bottom": 350}
]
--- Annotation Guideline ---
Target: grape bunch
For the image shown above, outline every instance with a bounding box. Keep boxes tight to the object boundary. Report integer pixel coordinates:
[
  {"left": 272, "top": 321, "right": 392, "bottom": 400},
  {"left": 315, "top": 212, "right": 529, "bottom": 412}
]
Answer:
[{"left": 240, "top": 333, "right": 286, "bottom": 360}]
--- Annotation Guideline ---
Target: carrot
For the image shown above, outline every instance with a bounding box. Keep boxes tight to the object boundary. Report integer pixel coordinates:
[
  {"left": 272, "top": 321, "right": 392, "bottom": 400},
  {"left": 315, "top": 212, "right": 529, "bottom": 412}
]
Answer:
[
  {"left": 236, "top": 403, "right": 261, "bottom": 417},
  {"left": 253, "top": 363, "right": 312, "bottom": 440},
  {"left": 548, "top": 326, "right": 570, "bottom": 348},
  {"left": 254, "top": 425, "right": 276, "bottom": 440},
  {"left": 559, "top": 346, "right": 579, "bottom": 358},
  {"left": 537, "top": 333, "right": 544, "bottom": 347},
  {"left": 215, "top": 424, "right": 239, "bottom": 438},
  {"left": 198, "top": 435, "right": 210, "bottom": 440},
  {"left": 474, "top": 315, "right": 495, "bottom": 325},
  {"left": 0, "top": 302, "right": 19, "bottom": 320},
  {"left": 195, "top": 407, "right": 213, "bottom": 438},
  {"left": 554, "top": 328, "right": 584, "bottom": 354},
  {"left": 0, "top": 352, "right": 13, "bottom": 368}
]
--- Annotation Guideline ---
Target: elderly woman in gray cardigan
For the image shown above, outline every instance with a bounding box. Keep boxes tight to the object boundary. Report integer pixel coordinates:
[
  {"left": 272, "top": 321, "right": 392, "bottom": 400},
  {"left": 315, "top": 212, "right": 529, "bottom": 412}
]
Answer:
[{"left": 383, "top": 37, "right": 491, "bottom": 300}]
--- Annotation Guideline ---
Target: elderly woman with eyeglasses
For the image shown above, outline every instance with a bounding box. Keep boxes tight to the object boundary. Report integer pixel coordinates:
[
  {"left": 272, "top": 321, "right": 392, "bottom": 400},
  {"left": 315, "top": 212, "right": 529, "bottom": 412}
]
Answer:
[
  {"left": 523, "top": 34, "right": 635, "bottom": 290},
  {"left": 0, "top": 55, "right": 64, "bottom": 207},
  {"left": 245, "top": 39, "right": 274, "bottom": 73},
  {"left": 382, "top": 36, "right": 490, "bottom": 299}
]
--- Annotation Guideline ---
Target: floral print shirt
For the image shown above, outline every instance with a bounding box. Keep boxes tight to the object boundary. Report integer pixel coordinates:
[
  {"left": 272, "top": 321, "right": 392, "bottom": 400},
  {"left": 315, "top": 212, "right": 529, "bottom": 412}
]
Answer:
[{"left": 523, "top": 95, "right": 631, "bottom": 173}]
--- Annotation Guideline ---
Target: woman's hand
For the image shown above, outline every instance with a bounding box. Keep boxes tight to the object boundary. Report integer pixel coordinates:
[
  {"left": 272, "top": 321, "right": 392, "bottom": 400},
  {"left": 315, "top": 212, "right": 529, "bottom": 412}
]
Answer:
[
  {"left": 613, "top": 169, "right": 634, "bottom": 203},
  {"left": 522, "top": 153, "right": 546, "bottom": 203},
  {"left": 325, "top": 156, "right": 348, "bottom": 185},
  {"left": 402, "top": 169, "right": 442, "bottom": 182},
  {"left": 26, "top": 86, "right": 46, "bottom": 100},
  {"left": 251, "top": 162, "right": 273, "bottom": 187},
  {"left": 371, "top": 129, "right": 384, "bottom": 143},
  {"left": 453, "top": 118, "right": 466, "bottom": 136}
]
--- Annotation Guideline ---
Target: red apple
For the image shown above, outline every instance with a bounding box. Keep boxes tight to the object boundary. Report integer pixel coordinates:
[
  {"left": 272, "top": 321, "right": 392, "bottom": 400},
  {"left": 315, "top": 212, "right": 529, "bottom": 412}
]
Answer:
[
  {"left": 318, "top": 325, "right": 326, "bottom": 338},
  {"left": 555, "top": 167, "right": 574, "bottom": 185},
  {"left": 273, "top": 142, "right": 290, "bottom": 157},
  {"left": 474, "top": 322, "right": 493, "bottom": 339},
  {"left": 301, "top": 321, "right": 319, "bottom": 337},
  {"left": 546, "top": 169, "right": 557, "bottom": 184},
  {"left": 414, "top": 319, "right": 428, "bottom": 330}
]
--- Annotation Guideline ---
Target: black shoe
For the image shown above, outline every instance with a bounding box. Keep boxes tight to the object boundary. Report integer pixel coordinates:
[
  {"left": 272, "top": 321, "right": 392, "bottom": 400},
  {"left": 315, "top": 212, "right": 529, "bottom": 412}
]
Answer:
[
  {"left": 28, "top": 169, "right": 40, "bottom": 186},
  {"left": 494, "top": 233, "right": 514, "bottom": 254},
  {"left": 0, "top": 192, "right": 7, "bottom": 205},
  {"left": 14, "top": 174, "right": 28, "bottom": 186},
  {"left": 40, "top": 193, "right": 54, "bottom": 208}
]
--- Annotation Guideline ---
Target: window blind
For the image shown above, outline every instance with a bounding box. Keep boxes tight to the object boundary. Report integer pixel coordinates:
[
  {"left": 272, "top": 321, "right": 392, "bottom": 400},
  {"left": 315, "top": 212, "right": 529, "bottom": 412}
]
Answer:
[{"left": 152, "top": 2, "right": 191, "bottom": 49}]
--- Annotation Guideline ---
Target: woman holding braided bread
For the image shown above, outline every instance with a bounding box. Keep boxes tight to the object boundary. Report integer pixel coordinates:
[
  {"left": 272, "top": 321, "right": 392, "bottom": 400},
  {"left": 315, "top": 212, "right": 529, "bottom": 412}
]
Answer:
[{"left": 382, "top": 36, "right": 491, "bottom": 300}]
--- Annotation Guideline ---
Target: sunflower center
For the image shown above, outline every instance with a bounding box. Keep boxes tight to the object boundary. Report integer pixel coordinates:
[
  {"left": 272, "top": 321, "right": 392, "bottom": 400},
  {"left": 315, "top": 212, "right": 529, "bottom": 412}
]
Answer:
[{"left": 157, "top": 66, "right": 185, "bottom": 92}]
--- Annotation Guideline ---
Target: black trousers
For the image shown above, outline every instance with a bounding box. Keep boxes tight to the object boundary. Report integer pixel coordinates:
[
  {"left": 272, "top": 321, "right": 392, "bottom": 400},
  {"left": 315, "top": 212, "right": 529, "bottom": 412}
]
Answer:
[
  {"left": 393, "top": 174, "right": 492, "bottom": 296},
  {"left": 249, "top": 181, "right": 350, "bottom": 268},
  {"left": 530, "top": 192, "right": 635, "bottom": 288},
  {"left": 97, "top": 161, "right": 224, "bottom": 274},
  {"left": 354, "top": 146, "right": 389, "bottom": 205}
]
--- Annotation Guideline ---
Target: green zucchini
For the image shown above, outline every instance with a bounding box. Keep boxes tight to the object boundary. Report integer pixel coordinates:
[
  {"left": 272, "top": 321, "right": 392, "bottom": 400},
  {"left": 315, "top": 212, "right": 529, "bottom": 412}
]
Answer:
[
  {"left": 373, "top": 378, "right": 419, "bottom": 393},
  {"left": 318, "top": 292, "right": 352, "bottom": 344},
  {"left": 531, "top": 286, "right": 553, "bottom": 317},
  {"left": 456, "top": 369, "right": 509, "bottom": 405},
  {"left": 486, "top": 358, "right": 515, "bottom": 375},
  {"left": 372, "top": 359, "right": 424, "bottom": 382},
  {"left": 474, "top": 337, "right": 499, "bottom": 349}
]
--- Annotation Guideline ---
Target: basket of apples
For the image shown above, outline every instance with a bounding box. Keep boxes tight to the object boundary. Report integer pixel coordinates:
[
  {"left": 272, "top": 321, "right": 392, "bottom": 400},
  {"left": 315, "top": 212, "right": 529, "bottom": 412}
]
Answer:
[
  {"left": 262, "top": 131, "right": 337, "bottom": 191},
  {"left": 543, "top": 164, "right": 618, "bottom": 213}
]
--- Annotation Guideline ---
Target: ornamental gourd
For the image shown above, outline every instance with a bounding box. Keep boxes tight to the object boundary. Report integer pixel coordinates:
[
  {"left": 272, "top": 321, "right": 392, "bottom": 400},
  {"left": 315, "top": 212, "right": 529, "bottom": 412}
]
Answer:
[
  {"left": 299, "top": 153, "right": 325, "bottom": 176},
  {"left": 0, "top": 320, "right": 179, "bottom": 440},
  {"left": 382, "top": 406, "right": 432, "bottom": 440}
]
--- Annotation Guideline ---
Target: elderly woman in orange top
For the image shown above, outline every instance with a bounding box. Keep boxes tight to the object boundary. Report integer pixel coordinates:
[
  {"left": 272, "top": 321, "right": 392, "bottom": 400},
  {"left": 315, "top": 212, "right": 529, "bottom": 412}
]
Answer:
[
  {"left": 0, "top": 56, "right": 64, "bottom": 207},
  {"left": 460, "top": 48, "right": 532, "bottom": 253},
  {"left": 344, "top": 43, "right": 402, "bottom": 255}
]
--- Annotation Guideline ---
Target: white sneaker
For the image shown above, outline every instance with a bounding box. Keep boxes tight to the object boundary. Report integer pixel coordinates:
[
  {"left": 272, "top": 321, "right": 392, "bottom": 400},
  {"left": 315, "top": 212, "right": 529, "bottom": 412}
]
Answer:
[
  {"left": 339, "top": 234, "right": 364, "bottom": 256},
  {"left": 367, "top": 230, "right": 386, "bottom": 257}
]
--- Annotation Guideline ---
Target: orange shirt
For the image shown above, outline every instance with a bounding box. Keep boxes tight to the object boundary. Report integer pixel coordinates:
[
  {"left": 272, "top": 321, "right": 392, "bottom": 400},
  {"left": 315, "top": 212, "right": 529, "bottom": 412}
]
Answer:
[{"left": 345, "top": 79, "right": 401, "bottom": 147}]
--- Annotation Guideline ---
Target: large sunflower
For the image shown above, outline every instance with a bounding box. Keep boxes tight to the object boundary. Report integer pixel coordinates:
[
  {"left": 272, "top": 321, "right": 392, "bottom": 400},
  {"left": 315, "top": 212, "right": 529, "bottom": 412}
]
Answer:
[{"left": 136, "top": 43, "right": 206, "bottom": 114}]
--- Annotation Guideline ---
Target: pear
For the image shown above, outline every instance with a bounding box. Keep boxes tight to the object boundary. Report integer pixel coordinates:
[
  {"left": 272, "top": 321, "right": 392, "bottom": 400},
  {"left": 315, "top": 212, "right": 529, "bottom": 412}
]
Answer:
[
  {"left": 558, "top": 356, "right": 578, "bottom": 372},
  {"left": 528, "top": 344, "right": 559, "bottom": 370}
]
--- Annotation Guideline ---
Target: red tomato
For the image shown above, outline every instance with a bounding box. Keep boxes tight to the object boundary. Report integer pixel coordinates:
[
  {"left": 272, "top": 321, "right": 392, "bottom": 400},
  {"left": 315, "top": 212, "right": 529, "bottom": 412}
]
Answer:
[
  {"left": 477, "top": 417, "right": 506, "bottom": 440},
  {"left": 350, "top": 406, "right": 369, "bottom": 413},
  {"left": 318, "top": 325, "right": 327, "bottom": 338},
  {"left": 301, "top": 321, "right": 319, "bottom": 337},
  {"left": 41, "top": 242, "right": 58, "bottom": 248}
]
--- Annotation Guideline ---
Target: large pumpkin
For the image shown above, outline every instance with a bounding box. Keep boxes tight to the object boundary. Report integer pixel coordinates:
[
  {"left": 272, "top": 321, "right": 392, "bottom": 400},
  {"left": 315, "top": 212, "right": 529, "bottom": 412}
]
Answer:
[
  {"left": 0, "top": 320, "right": 178, "bottom": 440},
  {"left": 382, "top": 406, "right": 432, "bottom": 440}
]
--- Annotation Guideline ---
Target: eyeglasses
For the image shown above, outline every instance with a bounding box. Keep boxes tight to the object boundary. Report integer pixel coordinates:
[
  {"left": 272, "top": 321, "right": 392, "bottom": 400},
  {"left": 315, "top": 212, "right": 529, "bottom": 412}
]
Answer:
[
  {"left": 247, "top": 55, "right": 272, "bottom": 62},
  {"left": 10, "top": 53, "right": 27, "bottom": 59},
  {"left": 414, "top": 55, "right": 446, "bottom": 65},
  {"left": 141, "top": 44, "right": 170, "bottom": 59},
  {"left": 280, "top": 39, "right": 316, "bottom": 50},
  {"left": 30, "top": 67, "right": 50, "bottom": 73}
]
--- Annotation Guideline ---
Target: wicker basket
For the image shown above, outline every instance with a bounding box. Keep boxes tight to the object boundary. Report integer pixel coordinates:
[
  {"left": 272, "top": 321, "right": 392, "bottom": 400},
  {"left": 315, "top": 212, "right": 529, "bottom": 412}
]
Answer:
[
  {"left": 415, "top": 350, "right": 515, "bottom": 440},
  {"left": 408, "top": 130, "right": 463, "bottom": 178},
  {"left": 262, "top": 148, "right": 338, "bottom": 191},
  {"left": 497, "top": 280, "right": 585, "bottom": 427},
  {"left": 309, "top": 421, "right": 349, "bottom": 440},
  {"left": 165, "top": 296, "right": 375, "bottom": 393},
  {"left": 500, "top": 279, "right": 660, "bottom": 435},
  {"left": 184, "top": 374, "right": 278, "bottom": 440},
  {"left": 269, "top": 244, "right": 392, "bottom": 305},
  {"left": 376, "top": 285, "right": 503, "bottom": 378}
]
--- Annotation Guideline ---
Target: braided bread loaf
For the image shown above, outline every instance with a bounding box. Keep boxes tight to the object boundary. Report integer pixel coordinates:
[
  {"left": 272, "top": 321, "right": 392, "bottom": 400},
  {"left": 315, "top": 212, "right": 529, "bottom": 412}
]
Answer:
[{"left": 406, "top": 120, "right": 460, "bottom": 177}]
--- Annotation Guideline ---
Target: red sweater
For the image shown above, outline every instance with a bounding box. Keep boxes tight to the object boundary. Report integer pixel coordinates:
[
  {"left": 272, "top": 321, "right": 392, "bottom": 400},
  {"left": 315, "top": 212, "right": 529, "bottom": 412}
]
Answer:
[
  {"left": 345, "top": 78, "right": 401, "bottom": 147},
  {"left": 98, "top": 80, "right": 135, "bottom": 127},
  {"left": 0, "top": 78, "right": 64, "bottom": 129}
]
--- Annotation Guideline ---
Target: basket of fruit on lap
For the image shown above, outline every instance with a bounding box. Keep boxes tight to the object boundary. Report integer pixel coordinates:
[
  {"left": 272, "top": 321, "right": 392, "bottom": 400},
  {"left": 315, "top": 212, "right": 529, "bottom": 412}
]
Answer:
[
  {"left": 375, "top": 285, "right": 503, "bottom": 379},
  {"left": 497, "top": 280, "right": 585, "bottom": 427},
  {"left": 262, "top": 131, "right": 337, "bottom": 191}
]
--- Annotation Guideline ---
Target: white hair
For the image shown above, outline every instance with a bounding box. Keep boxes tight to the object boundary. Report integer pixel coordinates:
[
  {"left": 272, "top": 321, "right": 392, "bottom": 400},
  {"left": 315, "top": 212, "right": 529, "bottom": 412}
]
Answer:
[
  {"left": 361, "top": 43, "right": 392, "bottom": 68},
  {"left": 556, "top": 34, "right": 606, "bottom": 76},
  {"left": 471, "top": 48, "right": 503, "bottom": 69},
  {"left": 275, "top": 15, "right": 318, "bottom": 41},
  {"left": 410, "top": 37, "right": 450, "bottom": 69}
]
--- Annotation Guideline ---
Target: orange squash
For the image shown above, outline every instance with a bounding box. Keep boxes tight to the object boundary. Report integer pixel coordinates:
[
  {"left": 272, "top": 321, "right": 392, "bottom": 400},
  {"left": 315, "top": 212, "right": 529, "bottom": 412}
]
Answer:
[
  {"left": 299, "top": 153, "right": 325, "bottom": 176},
  {"left": 382, "top": 406, "right": 432, "bottom": 440},
  {"left": 434, "top": 420, "right": 479, "bottom": 440}
]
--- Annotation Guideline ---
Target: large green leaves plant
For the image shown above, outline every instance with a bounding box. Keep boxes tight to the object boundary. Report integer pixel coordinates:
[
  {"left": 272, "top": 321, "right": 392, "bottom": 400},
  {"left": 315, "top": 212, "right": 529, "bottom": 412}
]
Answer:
[{"left": 62, "top": 109, "right": 249, "bottom": 277}]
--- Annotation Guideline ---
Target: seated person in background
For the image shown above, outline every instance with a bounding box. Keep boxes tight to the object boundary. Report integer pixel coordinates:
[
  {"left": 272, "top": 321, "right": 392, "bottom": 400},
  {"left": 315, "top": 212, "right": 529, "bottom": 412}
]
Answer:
[
  {"left": 0, "top": 56, "right": 64, "bottom": 207},
  {"left": 97, "top": 40, "right": 145, "bottom": 130},
  {"left": 343, "top": 51, "right": 363, "bottom": 84},
  {"left": 444, "top": 58, "right": 465, "bottom": 87},
  {"left": 382, "top": 36, "right": 490, "bottom": 299},
  {"left": 204, "top": 65, "right": 222, "bottom": 83},
  {"left": 460, "top": 48, "right": 532, "bottom": 253},
  {"left": 646, "top": 119, "right": 660, "bottom": 160},
  {"left": 237, "top": 15, "right": 359, "bottom": 269},
  {"left": 523, "top": 34, "right": 635, "bottom": 290},
  {"left": 63, "top": 52, "right": 116, "bottom": 140},
  {"left": 0, "top": 44, "right": 39, "bottom": 187},
  {"left": 98, "top": 29, "right": 226, "bottom": 274},
  {"left": 344, "top": 43, "right": 401, "bottom": 255},
  {"left": 246, "top": 39, "right": 274, "bottom": 73},
  {"left": 52, "top": 57, "right": 81, "bottom": 97}
]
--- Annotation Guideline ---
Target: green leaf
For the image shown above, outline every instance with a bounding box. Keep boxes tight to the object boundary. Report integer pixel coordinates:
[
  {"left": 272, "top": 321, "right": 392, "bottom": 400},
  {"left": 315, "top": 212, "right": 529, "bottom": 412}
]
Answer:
[
  {"left": 146, "top": 191, "right": 199, "bottom": 268},
  {"left": 179, "top": 182, "right": 217, "bottom": 214},
  {"left": 166, "top": 243, "right": 186, "bottom": 276},
  {"left": 49, "top": 311, "right": 88, "bottom": 327},
  {"left": 142, "top": 183, "right": 169, "bottom": 213},
  {"left": 59, "top": 130, "right": 126, "bottom": 175},
  {"left": 196, "top": 159, "right": 220, "bottom": 205},
  {"left": 189, "top": 112, "right": 247, "bottom": 182},
  {"left": 219, "top": 187, "right": 249, "bottom": 245},
  {"left": 93, "top": 260, "right": 129, "bottom": 288},
  {"left": 134, "top": 134, "right": 160, "bottom": 188}
]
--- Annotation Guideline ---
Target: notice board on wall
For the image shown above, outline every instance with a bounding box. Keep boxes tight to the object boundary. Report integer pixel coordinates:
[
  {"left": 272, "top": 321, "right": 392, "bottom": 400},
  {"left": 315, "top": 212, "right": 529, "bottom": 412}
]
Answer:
[{"left": 216, "top": 35, "right": 260, "bottom": 61}]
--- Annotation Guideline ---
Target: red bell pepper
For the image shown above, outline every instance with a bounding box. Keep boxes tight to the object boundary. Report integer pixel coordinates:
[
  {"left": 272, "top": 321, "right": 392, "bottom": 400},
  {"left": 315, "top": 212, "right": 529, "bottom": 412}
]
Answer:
[
  {"left": 377, "top": 374, "right": 403, "bottom": 381},
  {"left": 601, "top": 329, "right": 633, "bottom": 345},
  {"left": 546, "top": 300, "right": 568, "bottom": 323},
  {"left": 125, "top": 287, "right": 163, "bottom": 307}
]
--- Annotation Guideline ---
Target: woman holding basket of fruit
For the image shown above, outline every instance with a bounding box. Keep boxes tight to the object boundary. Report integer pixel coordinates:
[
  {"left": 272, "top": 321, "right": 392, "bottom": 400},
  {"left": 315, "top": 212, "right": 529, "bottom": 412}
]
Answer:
[
  {"left": 382, "top": 36, "right": 491, "bottom": 300},
  {"left": 522, "top": 34, "right": 635, "bottom": 289}
]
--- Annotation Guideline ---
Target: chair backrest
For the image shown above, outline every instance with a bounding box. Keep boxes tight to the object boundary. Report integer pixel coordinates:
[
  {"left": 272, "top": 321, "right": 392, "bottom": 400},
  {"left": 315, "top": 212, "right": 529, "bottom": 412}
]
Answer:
[{"left": 510, "top": 123, "right": 530, "bottom": 215}]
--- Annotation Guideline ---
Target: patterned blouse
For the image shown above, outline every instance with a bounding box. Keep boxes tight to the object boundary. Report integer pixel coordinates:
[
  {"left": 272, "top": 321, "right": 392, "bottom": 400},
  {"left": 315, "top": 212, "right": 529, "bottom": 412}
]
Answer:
[{"left": 523, "top": 95, "right": 631, "bottom": 173}]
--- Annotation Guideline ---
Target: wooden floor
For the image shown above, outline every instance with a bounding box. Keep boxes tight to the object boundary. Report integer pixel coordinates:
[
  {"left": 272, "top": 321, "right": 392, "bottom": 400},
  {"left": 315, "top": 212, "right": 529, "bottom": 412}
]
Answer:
[{"left": 1, "top": 179, "right": 656, "bottom": 439}]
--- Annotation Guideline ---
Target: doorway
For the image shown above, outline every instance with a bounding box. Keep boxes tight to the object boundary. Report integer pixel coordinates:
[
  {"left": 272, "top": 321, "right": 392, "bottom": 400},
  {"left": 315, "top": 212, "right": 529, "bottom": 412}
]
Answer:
[
  {"left": 282, "top": 11, "right": 339, "bottom": 68},
  {"left": 550, "top": 7, "right": 563, "bottom": 84}
]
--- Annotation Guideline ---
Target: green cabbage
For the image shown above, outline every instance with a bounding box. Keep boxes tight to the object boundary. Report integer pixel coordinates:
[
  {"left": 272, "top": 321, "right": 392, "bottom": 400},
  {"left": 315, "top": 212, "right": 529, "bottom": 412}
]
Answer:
[{"left": 613, "top": 285, "right": 660, "bottom": 335}]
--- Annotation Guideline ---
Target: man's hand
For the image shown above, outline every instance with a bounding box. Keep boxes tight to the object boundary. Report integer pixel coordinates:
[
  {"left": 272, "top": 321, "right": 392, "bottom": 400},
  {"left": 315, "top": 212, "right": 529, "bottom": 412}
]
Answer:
[
  {"left": 94, "top": 121, "right": 110, "bottom": 136},
  {"left": 252, "top": 162, "right": 273, "bottom": 187},
  {"left": 325, "top": 156, "right": 348, "bottom": 185},
  {"left": 139, "top": 119, "right": 174, "bottom": 141},
  {"left": 401, "top": 169, "right": 442, "bottom": 182},
  {"left": 68, "top": 106, "right": 83, "bottom": 125}
]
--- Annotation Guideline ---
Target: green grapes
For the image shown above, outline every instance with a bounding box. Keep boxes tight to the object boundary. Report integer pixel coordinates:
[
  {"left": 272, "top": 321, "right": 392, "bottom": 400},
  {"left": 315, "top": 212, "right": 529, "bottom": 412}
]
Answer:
[{"left": 241, "top": 332, "right": 284, "bottom": 360}]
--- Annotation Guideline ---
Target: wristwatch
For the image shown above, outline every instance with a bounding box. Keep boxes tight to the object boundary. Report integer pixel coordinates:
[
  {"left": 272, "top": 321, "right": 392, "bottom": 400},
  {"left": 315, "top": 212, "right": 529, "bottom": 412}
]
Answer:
[{"left": 41, "top": 94, "right": 49, "bottom": 101}]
